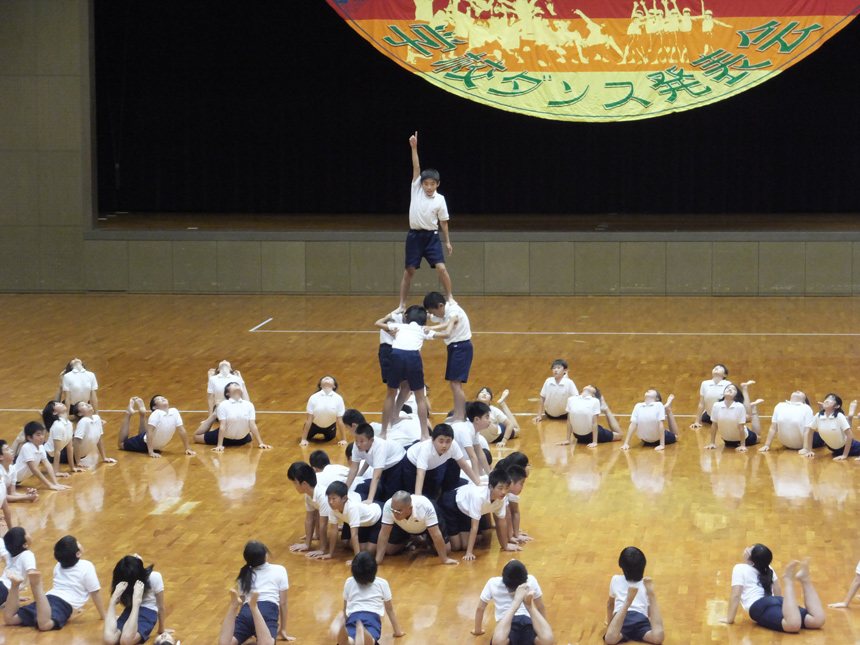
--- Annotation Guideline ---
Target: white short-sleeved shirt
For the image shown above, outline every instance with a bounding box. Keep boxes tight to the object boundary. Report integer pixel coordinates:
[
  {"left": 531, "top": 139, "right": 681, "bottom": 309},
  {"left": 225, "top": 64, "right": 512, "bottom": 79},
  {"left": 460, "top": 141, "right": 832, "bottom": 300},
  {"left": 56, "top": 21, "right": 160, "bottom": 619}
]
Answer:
[
  {"left": 329, "top": 492, "right": 382, "bottom": 528},
  {"left": 208, "top": 373, "right": 247, "bottom": 406},
  {"left": 450, "top": 420, "right": 480, "bottom": 453},
  {"left": 731, "top": 563, "right": 776, "bottom": 611},
  {"left": 379, "top": 312, "right": 404, "bottom": 345},
  {"left": 389, "top": 322, "right": 434, "bottom": 351},
  {"left": 74, "top": 415, "right": 104, "bottom": 458},
  {"left": 809, "top": 412, "right": 851, "bottom": 449},
  {"left": 407, "top": 438, "right": 463, "bottom": 470},
  {"left": 14, "top": 443, "right": 47, "bottom": 481},
  {"left": 382, "top": 494, "right": 439, "bottom": 533},
  {"left": 771, "top": 401, "right": 815, "bottom": 449},
  {"left": 855, "top": 559, "right": 860, "bottom": 575},
  {"left": 62, "top": 369, "right": 98, "bottom": 405},
  {"left": 540, "top": 376, "right": 578, "bottom": 417},
  {"left": 140, "top": 571, "right": 164, "bottom": 612},
  {"left": 344, "top": 576, "right": 392, "bottom": 617},
  {"left": 711, "top": 401, "right": 747, "bottom": 442},
  {"left": 46, "top": 418, "right": 73, "bottom": 455},
  {"left": 480, "top": 575, "right": 542, "bottom": 622},
  {"left": 307, "top": 390, "right": 345, "bottom": 428},
  {"left": 630, "top": 401, "right": 666, "bottom": 442},
  {"left": 147, "top": 408, "right": 184, "bottom": 450},
  {"left": 455, "top": 484, "right": 507, "bottom": 520},
  {"left": 386, "top": 414, "right": 422, "bottom": 448},
  {"left": 48, "top": 559, "right": 101, "bottom": 610},
  {"left": 701, "top": 379, "right": 732, "bottom": 413},
  {"left": 245, "top": 562, "right": 289, "bottom": 605},
  {"left": 305, "top": 464, "right": 350, "bottom": 516},
  {"left": 409, "top": 176, "right": 449, "bottom": 231},
  {"left": 487, "top": 405, "right": 507, "bottom": 435},
  {"left": 216, "top": 399, "right": 256, "bottom": 440},
  {"left": 352, "top": 438, "right": 405, "bottom": 470},
  {"left": 566, "top": 395, "right": 600, "bottom": 437},
  {"left": 609, "top": 575, "right": 650, "bottom": 616},
  {"left": 0, "top": 550, "right": 37, "bottom": 590},
  {"left": 0, "top": 464, "right": 15, "bottom": 489},
  {"left": 429, "top": 302, "right": 471, "bottom": 345}
]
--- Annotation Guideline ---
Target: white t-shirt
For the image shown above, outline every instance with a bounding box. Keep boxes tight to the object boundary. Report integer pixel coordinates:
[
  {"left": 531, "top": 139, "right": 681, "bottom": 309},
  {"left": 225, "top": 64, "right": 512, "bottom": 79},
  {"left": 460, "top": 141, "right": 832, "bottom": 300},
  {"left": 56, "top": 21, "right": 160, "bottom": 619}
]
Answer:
[
  {"left": 147, "top": 408, "right": 184, "bottom": 450},
  {"left": 701, "top": 379, "right": 732, "bottom": 414},
  {"left": 809, "top": 412, "right": 851, "bottom": 449},
  {"left": 208, "top": 372, "right": 247, "bottom": 406},
  {"left": 731, "top": 563, "right": 776, "bottom": 611},
  {"left": 455, "top": 483, "right": 507, "bottom": 520},
  {"left": 487, "top": 405, "right": 508, "bottom": 436},
  {"left": 216, "top": 399, "right": 256, "bottom": 439},
  {"left": 352, "top": 438, "right": 405, "bottom": 470},
  {"left": 540, "top": 376, "right": 578, "bottom": 417},
  {"left": 307, "top": 390, "right": 345, "bottom": 428},
  {"left": 62, "top": 369, "right": 98, "bottom": 405},
  {"left": 329, "top": 492, "right": 382, "bottom": 528},
  {"left": 46, "top": 418, "right": 73, "bottom": 455},
  {"left": 74, "top": 415, "right": 104, "bottom": 458},
  {"left": 409, "top": 176, "right": 449, "bottom": 231},
  {"left": 711, "top": 401, "right": 747, "bottom": 442},
  {"left": 480, "top": 574, "right": 542, "bottom": 622},
  {"left": 0, "top": 464, "right": 15, "bottom": 489},
  {"left": 429, "top": 302, "right": 471, "bottom": 345},
  {"left": 0, "top": 550, "right": 37, "bottom": 590},
  {"left": 389, "top": 322, "right": 434, "bottom": 351},
  {"left": 381, "top": 494, "right": 439, "bottom": 533},
  {"left": 379, "top": 312, "right": 404, "bottom": 345},
  {"left": 630, "top": 401, "right": 666, "bottom": 442},
  {"left": 567, "top": 395, "right": 600, "bottom": 436},
  {"left": 305, "top": 465, "right": 350, "bottom": 516},
  {"left": 609, "top": 575, "right": 650, "bottom": 616},
  {"left": 245, "top": 562, "right": 289, "bottom": 605},
  {"left": 344, "top": 576, "right": 392, "bottom": 617},
  {"left": 48, "top": 559, "right": 101, "bottom": 610},
  {"left": 451, "top": 420, "right": 480, "bottom": 453},
  {"left": 140, "top": 571, "right": 164, "bottom": 612},
  {"left": 14, "top": 443, "right": 47, "bottom": 481},
  {"left": 386, "top": 414, "right": 422, "bottom": 448},
  {"left": 771, "top": 401, "right": 815, "bottom": 449},
  {"left": 407, "top": 438, "right": 463, "bottom": 470}
]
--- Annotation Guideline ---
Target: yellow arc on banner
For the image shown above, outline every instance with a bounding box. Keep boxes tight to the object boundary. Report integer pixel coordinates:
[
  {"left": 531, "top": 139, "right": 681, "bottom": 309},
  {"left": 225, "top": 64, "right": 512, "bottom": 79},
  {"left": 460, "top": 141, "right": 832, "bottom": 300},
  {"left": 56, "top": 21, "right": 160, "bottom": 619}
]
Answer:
[{"left": 325, "top": 0, "right": 859, "bottom": 121}]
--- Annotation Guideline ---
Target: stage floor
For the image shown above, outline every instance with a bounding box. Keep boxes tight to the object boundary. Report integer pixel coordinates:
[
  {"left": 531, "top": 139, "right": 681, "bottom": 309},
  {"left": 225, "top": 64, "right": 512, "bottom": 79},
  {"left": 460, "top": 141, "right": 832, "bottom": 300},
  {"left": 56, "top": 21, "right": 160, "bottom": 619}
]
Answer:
[{"left": 2, "top": 294, "right": 860, "bottom": 644}]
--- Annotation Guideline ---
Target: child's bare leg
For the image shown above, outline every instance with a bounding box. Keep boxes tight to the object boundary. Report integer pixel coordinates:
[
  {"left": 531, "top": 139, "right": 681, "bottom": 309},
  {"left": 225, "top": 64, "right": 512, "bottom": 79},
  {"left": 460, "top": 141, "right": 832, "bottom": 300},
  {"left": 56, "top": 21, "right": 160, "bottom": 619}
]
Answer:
[
  {"left": 414, "top": 390, "right": 431, "bottom": 440},
  {"left": 3, "top": 571, "right": 25, "bottom": 625},
  {"left": 524, "top": 590, "right": 554, "bottom": 645},
  {"left": 356, "top": 618, "right": 374, "bottom": 645},
  {"left": 600, "top": 397, "right": 624, "bottom": 439},
  {"left": 394, "top": 383, "right": 411, "bottom": 419},
  {"left": 30, "top": 570, "right": 55, "bottom": 631},
  {"left": 781, "top": 561, "right": 802, "bottom": 633},
  {"left": 117, "top": 399, "right": 138, "bottom": 449},
  {"left": 398, "top": 267, "right": 416, "bottom": 310},
  {"left": 381, "top": 387, "right": 399, "bottom": 437},
  {"left": 248, "top": 591, "right": 274, "bottom": 645},
  {"left": 663, "top": 395, "right": 679, "bottom": 437},
  {"left": 450, "top": 381, "right": 465, "bottom": 422},
  {"left": 642, "top": 578, "right": 664, "bottom": 644},
  {"left": 195, "top": 411, "right": 218, "bottom": 437},
  {"left": 330, "top": 611, "right": 351, "bottom": 645},
  {"left": 217, "top": 589, "right": 241, "bottom": 645},
  {"left": 435, "top": 263, "right": 453, "bottom": 301},
  {"left": 104, "top": 581, "right": 128, "bottom": 644},
  {"left": 119, "top": 580, "right": 145, "bottom": 644},
  {"left": 492, "top": 583, "right": 530, "bottom": 645},
  {"left": 749, "top": 399, "right": 764, "bottom": 437},
  {"left": 796, "top": 558, "right": 825, "bottom": 629},
  {"left": 605, "top": 586, "right": 638, "bottom": 645}
]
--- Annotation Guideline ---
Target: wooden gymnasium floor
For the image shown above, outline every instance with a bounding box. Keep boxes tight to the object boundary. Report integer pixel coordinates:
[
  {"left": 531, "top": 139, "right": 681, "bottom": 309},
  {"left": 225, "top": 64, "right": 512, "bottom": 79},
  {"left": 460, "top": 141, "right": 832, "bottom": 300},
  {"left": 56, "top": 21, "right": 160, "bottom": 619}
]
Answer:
[{"left": 3, "top": 293, "right": 860, "bottom": 644}]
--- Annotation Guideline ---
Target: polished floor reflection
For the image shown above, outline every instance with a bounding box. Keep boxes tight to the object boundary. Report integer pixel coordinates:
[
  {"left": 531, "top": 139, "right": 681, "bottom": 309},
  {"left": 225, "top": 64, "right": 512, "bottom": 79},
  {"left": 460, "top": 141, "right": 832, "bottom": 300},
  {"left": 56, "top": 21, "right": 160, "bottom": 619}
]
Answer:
[{"left": 3, "top": 294, "right": 860, "bottom": 644}]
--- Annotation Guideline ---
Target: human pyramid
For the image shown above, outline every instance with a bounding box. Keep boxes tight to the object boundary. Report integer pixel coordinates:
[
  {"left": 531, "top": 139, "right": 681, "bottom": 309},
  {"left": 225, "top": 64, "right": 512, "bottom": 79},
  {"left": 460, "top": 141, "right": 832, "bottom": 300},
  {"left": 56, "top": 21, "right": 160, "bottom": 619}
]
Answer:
[{"left": 3, "top": 133, "right": 860, "bottom": 644}]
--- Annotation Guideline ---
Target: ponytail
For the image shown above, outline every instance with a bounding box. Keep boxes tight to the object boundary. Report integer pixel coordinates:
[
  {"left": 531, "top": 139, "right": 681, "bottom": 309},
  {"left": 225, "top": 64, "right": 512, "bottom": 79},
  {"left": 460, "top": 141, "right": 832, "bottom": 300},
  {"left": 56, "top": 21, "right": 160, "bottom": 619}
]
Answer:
[
  {"left": 749, "top": 544, "right": 774, "bottom": 597},
  {"left": 237, "top": 541, "right": 268, "bottom": 595}
]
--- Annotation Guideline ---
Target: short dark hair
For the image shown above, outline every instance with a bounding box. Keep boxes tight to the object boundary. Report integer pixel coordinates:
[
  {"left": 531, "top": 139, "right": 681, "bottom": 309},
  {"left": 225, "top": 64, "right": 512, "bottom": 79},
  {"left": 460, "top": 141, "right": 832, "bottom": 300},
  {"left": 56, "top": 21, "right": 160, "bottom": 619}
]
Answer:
[
  {"left": 54, "top": 535, "right": 80, "bottom": 568},
  {"left": 551, "top": 359, "right": 568, "bottom": 370},
  {"left": 24, "top": 421, "right": 45, "bottom": 440},
  {"left": 308, "top": 450, "right": 330, "bottom": 470},
  {"left": 618, "top": 546, "right": 647, "bottom": 582},
  {"left": 431, "top": 423, "right": 454, "bottom": 440},
  {"left": 466, "top": 401, "right": 490, "bottom": 422},
  {"left": 506, "top": 464, "right": 528, "bottom": 484},
  {"left": 401, "top": 404, "right": 412, "bottom": 415},
  {"left": 351, "top": 551, "right": 378, "bottom": 586},
  {"left": 343, "top": 409, "right": 366, "bottom": 427},
  {"left": 3, "top": 527, "right": 27, "bottom": 557},
  {"left": 423, "top": 291, "right": 446, "bottom": 310},
  {"left": 325, "top": 481, "right": 348, "bottom": 498},
  {"left": 404, "top": 305, "right": 427, "bottom": 326},
  {"left": 224, "top": 382, "right": 241, "bottom": 399},
  {"left": 483, "top": 448, "right": 493, "bottom": 467},
  {"left": 715, "top": 364, "right": 729, "bottom": 377},
  {"left": 489, "top": 469, "right": 511, "bottom": 488},
  {"left": 149, "top": 395, "right": 162, "bottom": 411},
  {"left": 345, "top": 441, "right": 355, "bottom": 460},
  {"left": 355, "top": 423, "right": 375, "bottom": 440},
  {"left": 420, "top": 168, "right": 440, "bottom": 183},
  {"left": 501, "top": 560, "right": 528, "bottom": 592},
  {"left": 317, "top": 376, "right": 338, "bottom": 391},
  {"left": 287, "top": 462, "right": 317, "bottom": 487}
]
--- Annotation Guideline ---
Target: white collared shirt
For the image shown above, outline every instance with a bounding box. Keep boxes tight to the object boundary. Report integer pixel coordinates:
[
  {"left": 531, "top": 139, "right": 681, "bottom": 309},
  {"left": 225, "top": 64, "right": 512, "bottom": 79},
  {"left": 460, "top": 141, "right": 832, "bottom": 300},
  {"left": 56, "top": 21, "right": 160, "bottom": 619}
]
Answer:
[
  {"left": 541, "top": 376, "right": 578, "bottom": 417},
  {"left": 409, "top": 177, "right": 449, "bottom": 230},
  {"left": 307, "top": 389, "right": 345, "bottom": 427},
  {"left": 216, "top": 398, "right": 256, "bottom": 439},
  {"left": 630, "top": 401, "right": 666, "bottom": 442}
]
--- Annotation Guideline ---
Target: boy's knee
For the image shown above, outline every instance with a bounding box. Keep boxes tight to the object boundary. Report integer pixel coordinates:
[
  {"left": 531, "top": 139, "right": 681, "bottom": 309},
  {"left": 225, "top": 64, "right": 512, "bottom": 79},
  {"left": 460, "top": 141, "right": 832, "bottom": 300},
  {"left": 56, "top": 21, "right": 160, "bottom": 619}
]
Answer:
[{"left": 37, "top": 619, "right": 56, "bottom": 631}]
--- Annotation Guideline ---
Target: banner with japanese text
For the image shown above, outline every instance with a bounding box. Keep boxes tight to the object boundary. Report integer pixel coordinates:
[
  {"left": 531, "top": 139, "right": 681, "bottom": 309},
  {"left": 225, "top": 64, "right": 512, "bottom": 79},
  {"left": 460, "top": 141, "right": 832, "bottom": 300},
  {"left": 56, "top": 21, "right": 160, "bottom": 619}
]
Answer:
[{"left": 325, "top": 0, "right": 859, "bottom": 121}]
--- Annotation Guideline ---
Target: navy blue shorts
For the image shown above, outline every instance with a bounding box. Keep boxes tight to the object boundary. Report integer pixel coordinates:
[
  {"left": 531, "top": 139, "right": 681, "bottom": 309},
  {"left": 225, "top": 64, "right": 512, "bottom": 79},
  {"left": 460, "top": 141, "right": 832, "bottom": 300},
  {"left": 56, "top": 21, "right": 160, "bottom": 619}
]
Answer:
[
  {"left": 749, "top": 595, "right": 809, "bottom": 632},
  {"left": 307, "top": 422, "right": 336, "bottom": 442},
  {"left": 445, "top": 340, "right": 473, "bottom": 383},
  {"left": 387, "top": 349, "right": 425, "bottom": 391},
  {"left": 340, "top": 518, "right": 383, "bottom": 545},
  {"left": 545, "top": 412, "right": 568, "bottom": 420},
  {"left": 810, "top": 431, "right": 825, "bottom": 449},
  {"left": 202, "top": 428, "right": 252, "bottom": 447},
  {"left": 355, "top": 463, "right": 405, "bottom": 502},
  {"left": 508, "top": 615, "right": 537, "bottom": 645},
  {"left": 438, "top": 487, "right": 477, "bottom": 535},
  {"left": 123, "top": 433, "right": 152, "bottom": 453},
  {"left": 405, "top": 229, "right": 444, "bottom": 269},
  {"left": 387, "top": 517, "right": 449, "bottom": 545},
  {"left": 117, "top": 605, "right": 158, "bottom": 643},
  {"left": 615, "top": 609, "right": 652, "bottom": 642},
  {"left": 723, "top": 429, "right": 758, "bottom": 448},
  {"left": 17, "top": 594, "right": 73, "bottom": 630},
  {"left": 47, "top": 447, "right": 69, "bottom": 464},
  {"left": 233, "top": 599, "right": 279, "bottom": 644},
  {"left": 574, "top": 425, "right": 615, "bottom": 444},
  {"left": 0, "top": 584, "right": 7, "bottom": 605},
  {"left": 827, "top": 438, "right": 860, "bottom": 457},
  {"left": 490, "top": 423, "right": 507, "bottom": 444},
  {"left": 400, "top": 453, "right": 447, "bottom": 498},
  {"left": 701, "top": 411, "right": 713, "bottom": 424},
  {"left": 346, "top": 610, "right": 382, "bottom": 642},
  {"left": 378, "top": 343, "right": 394, "bottom": 383},
  {"left": 642, "top": 430, "right": 678, "bottom": 447}
]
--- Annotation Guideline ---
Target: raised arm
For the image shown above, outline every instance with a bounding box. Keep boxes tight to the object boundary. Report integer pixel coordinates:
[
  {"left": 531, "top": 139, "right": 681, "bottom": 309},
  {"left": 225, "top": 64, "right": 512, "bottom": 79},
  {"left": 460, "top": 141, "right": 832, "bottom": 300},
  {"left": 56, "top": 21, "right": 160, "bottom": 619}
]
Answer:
[{"left": 410, "top": 131, "right": 420, "bottom": 181}]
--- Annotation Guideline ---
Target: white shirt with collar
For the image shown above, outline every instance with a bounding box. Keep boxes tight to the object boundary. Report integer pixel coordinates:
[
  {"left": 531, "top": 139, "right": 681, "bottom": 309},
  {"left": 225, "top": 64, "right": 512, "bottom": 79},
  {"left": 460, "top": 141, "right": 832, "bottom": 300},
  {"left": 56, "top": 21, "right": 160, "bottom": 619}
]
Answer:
[
  {"left": 352, "top": 437, "right": 405, "bottom": 470},
  {"left": 62, "top": 369, "right": 98, "bottom": 405},
  {"left": 429, "top": 302, "right": 471, "bottom": 345},
  {"left": 306, "top": 389, "right": 345, "bottom": 427},
  {"left": 630, "top": 401, "right": 666, "bottom": 442},
  {"left": 771, "top": 400, "right": 815, "bottom": 449},
  {"left": 216, "top": 398, "right": 256, "bottom": 439},
  {"left": 409, "top": 176, "right": 449, "bottom": 230},
  {"left": 566, "top": 395, "right": 600, "bottom": 436},
  {"left": 541, "top": 376, "right": 578, "bottom": 417}
]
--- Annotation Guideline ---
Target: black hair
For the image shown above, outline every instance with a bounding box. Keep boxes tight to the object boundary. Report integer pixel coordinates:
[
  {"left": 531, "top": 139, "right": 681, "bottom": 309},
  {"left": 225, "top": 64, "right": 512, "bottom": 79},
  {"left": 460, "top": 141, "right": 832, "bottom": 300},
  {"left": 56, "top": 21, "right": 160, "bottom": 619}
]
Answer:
[
  {"left": 224, "top": 382, "right": 242, "bottom": 400},
  {"left": 651, "top": 389, "right": 662, "bottom": 402},
  {"left": 41, "top": 401, "right": 61, "bottom": 432},
  {"left": 287, "top": 462, "right": 317, "bottom": 488},
  {"left": 149, "top": 395, "right": 163, "bottom": 411},
  {"left": 237, "top": 541, "right": 268, "bottom": 595},
  {"left": 214, "top": 360, "right": 235, "bottom": 374},
  {"left": 506, "top": 464, "right": 528, "bottom": 484},
  {"left": 401, "top": 404, "right": 412, "bottom": 414},
  {"left": 111, "top": 555, "right": 154, "bottom": 608},
  {"left": 404, "top": 305, "right": 427, "bottom": 326},
  {"left": 477, "top": 387, "right": 493, "bottom": 400},
  {"left": 715, "top": 364, "right": 729, "bottom": 377},
  {"left": 431, "top": 423, "right": 454, "bottom": 440},
  {"left": 501, "top": 560, "right": 528, "bottom": 592},
  {"left": 343, "top": 409, "right": 366, "bottom": 427},
  {"left": 423, "top": 291, "right": 446, "bottom": 310},
  {"left": 483, "top": 448, "right": 493, "bottom": 467},
  {"left": 354, "top": 423, "right": 375, "bottom": 440},
  {"left": 466, "top": 401, "right": 490, "bottom": 422},
  {"left": 0, "top": 439, "right": 7, "bottom": 452},
  {"left": 317, "top": 375, "right": 339, "bottom": 391},
  {"left": 551, "top": 359, "right": 568, "bottom": 370},
  {"left": 70, "top": 401, "right": 88, "bottom": 419},
  {"left": 308, "top": 450, "right": 331, "bottom": 470},
  {"left": 4, "top": 527, "right": 28, "bottom": 557},
  {"left": 718, "top": 385, "right": 745, "bottom": 405},
  {"left": 502, "top": 451, "right": 529, "bottom": 470},
  {"left": 420, "top": 168, "right": 440, "bottom": 183},
  {"left": 591, "top": 387, "right": 602, "bottom": 401},
  {"left": 488, "top": 469, "right": 511, "bottom": 488},
  {"left": 24, "top": 420, "right": 45, "bottom": 441},
  {"left": 345, "top": 441, "right": 354, "bottom": 460},
  {"left": 618, "top": 546, "right": 647, "bottom": 582},
  {"left": 819, "top": 393, "right": 844, "bottom": 417},
  {"left": 749, "top": 544, "right": 774, "bottom": 596},
  {"left": 326, "top": 481, "right": 349, "bottom": 498},
  {"left": 64, "top": 360, "right": 87, "bottom": 373},
  {"left": 54, "top": 535, "right": 80, "bottom": 568},
  {"left": 351, "top": 551, "right": 378, "bottom": 586}
]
